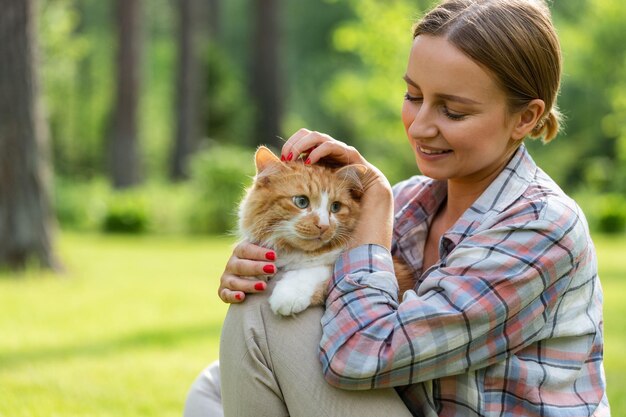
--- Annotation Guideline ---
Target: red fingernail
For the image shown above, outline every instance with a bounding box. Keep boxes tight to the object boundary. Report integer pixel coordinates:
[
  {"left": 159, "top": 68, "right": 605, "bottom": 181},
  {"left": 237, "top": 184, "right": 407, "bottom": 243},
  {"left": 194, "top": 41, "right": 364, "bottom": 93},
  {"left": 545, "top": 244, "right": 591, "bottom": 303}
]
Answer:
[
  {"left": 281, "top": 155, "right": 285, "bottom": 161},
  {"left": 235, "top": 293, "right": 242, "bottom": 301},
  {"left": 265, "top": 251, "right": 276, "bottom": 261},
  {"left": 305, "top": 158, "right": 311, "bottom": 165},
  {"left": 263, "top": 264, "right": 276, "bottom": 274},
  {"left": 255, "top": 282, "right": 266, "bottom": 291},
  {"left": 287, "top": 152, "right": 293, "bottom": 161}
]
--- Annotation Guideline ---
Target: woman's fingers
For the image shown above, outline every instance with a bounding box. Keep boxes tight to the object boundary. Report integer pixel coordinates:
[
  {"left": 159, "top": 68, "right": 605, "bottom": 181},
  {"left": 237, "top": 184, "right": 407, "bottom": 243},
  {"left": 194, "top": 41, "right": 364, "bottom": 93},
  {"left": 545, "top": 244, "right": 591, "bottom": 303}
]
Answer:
[
  {"left": 218, "top": 274, "right": 268, "bottom": 303},
  {"left": 306, "top": 141, "right": 362, "bottom": 166},
  {"left": 281, "top": 129, "right": 364, "bottom": 166},
  {"left": 218, "top": 241, "right": 276, "bottom": 304},
  {"left": 281, "top": 129, "right": 334, "bottom": 162},
  {"left": 227, "top": 242, "right": 276, "bottom": 277},
  {"left": 281, "top": 128, "right": 313, "bottom": 161},
  {"left": 233, "top": 241, "right": 276, "bottom": 262},
  {"left": 226, "top": 256, "right": 276, "bottom": 276}
]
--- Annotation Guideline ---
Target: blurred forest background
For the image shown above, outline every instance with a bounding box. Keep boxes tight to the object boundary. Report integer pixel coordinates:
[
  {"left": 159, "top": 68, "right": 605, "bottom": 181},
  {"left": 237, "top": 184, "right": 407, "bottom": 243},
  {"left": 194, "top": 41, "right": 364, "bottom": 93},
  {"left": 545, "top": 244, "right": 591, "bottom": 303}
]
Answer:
[
  {"left": 2, "top": 0, "right": 626, "bottom": 269},
  {"left": 2, "top": 1, "right": 626, "bottom": 415}
]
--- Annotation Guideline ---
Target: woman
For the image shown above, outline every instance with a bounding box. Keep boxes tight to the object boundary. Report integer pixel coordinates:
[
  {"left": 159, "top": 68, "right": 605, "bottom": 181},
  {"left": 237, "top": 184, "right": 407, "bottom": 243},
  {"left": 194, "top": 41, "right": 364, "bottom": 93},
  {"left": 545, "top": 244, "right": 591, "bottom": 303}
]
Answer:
[{"left": 185, "top": 0, "right": 609, "bottom": 415}]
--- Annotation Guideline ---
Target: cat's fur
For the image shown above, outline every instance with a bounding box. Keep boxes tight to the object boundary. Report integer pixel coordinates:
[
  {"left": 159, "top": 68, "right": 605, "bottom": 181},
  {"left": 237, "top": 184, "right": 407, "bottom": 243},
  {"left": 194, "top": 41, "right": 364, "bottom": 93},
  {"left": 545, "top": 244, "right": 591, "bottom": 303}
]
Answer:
[
  {"left": 238, "top": 146, "right": 417, "bottom": 316},
  {"left": 238, "top": 146, "right": 365, "bottom": 315}
]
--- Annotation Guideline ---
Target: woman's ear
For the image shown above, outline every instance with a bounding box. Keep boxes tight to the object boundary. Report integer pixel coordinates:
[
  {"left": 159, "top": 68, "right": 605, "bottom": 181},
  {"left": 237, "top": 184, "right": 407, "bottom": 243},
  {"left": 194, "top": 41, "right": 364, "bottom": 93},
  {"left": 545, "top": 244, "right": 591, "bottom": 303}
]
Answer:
[{"left": 511, "top": 99, "right": 545, "bottom": 140}]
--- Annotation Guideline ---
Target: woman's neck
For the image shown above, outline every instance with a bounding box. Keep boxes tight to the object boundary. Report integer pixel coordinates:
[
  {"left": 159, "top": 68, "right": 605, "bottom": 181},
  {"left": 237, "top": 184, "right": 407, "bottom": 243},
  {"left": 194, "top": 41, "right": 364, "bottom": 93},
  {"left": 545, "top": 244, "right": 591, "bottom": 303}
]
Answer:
[{"left": 442, "top": 144, "right": 519, "bottom": 227}]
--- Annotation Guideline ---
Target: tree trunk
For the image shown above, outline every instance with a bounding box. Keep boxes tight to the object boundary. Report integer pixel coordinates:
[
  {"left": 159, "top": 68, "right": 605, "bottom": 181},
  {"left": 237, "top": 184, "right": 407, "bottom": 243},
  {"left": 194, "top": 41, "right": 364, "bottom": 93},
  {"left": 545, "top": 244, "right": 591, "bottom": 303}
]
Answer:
[
  {"left": 0, "top": 0, "right": 60, "bottom": 271},
  {"left": 207, "top": 0, "right": 220, "bottom": 39},
  {"left": 170, "top": 0, "right": 201, "bottom": 180},
  {"left": 251, "top": 0, "right": 283, "bottom": 148},
  {"left": 109, "top": 0, "right": 142, "bottom": 188}
]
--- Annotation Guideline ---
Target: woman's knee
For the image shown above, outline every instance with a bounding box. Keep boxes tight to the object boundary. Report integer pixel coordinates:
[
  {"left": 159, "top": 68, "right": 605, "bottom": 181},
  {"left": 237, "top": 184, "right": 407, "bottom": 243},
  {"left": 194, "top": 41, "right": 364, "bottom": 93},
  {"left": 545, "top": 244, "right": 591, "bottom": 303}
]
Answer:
[{"left": 184, "top": 361, "right": 223, "bottom": 417}]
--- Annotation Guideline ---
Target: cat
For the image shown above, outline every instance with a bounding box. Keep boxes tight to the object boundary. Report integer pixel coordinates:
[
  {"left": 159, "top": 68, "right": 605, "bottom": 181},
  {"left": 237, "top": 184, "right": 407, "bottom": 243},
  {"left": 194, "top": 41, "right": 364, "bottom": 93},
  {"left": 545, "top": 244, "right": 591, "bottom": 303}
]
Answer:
[{"left": 238, "top": 146, "right": 417, "bottom": 316}]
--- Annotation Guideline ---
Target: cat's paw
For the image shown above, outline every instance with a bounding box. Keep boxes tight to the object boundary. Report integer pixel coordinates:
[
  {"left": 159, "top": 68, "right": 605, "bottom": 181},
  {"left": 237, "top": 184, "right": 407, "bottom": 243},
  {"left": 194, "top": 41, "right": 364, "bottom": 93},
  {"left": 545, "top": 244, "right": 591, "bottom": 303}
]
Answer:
[{"left": 268, "top": 286, "right": 312, "bottom": 316}]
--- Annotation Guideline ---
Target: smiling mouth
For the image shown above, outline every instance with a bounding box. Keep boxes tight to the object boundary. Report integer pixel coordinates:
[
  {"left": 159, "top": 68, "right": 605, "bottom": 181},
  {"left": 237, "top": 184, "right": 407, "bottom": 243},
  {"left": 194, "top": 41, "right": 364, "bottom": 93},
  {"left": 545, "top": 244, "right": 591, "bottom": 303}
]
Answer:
[{"left": 418, "top": 146, "right": 452, "bottom": 155}]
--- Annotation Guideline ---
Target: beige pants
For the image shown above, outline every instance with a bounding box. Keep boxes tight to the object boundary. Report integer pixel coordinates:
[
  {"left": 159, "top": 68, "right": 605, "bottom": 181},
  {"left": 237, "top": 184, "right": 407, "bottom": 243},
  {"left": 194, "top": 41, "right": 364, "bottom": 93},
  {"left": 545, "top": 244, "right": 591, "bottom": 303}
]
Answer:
[{"left": 184, "top": 281, "right": 412, "bottom": 417}]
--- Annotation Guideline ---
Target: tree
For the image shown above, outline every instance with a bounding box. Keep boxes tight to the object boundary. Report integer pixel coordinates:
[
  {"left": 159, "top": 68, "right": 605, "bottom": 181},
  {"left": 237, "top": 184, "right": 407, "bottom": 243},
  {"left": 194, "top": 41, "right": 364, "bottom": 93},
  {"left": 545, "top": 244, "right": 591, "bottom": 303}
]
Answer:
[
  {"left": 250, "top": 0, "right": 283, "bottom": 148},
  {"left": 109, "top": 0, "right": 142, "bottom": 188},
  {"left": 0, "top": 0, "right": 60, "bottom": 270},
  {"left": 170, "top": 0, "right": 201, "bottom": 180}
]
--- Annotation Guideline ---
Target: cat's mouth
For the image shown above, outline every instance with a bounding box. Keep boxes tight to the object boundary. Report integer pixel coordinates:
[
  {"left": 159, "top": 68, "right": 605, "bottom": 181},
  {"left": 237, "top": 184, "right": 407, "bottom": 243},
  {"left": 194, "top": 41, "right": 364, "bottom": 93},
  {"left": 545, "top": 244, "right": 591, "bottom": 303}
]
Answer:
[{"left": 292, "top": 235, "right": 335, "bottom": 250}]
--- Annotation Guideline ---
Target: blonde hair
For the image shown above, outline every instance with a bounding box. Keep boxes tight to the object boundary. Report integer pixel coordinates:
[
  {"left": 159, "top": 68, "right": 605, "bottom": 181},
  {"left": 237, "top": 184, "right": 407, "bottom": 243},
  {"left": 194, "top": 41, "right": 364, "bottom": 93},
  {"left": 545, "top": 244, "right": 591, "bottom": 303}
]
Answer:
[{"left": 414, "top": 0, "right": 562, "bottom": 143}]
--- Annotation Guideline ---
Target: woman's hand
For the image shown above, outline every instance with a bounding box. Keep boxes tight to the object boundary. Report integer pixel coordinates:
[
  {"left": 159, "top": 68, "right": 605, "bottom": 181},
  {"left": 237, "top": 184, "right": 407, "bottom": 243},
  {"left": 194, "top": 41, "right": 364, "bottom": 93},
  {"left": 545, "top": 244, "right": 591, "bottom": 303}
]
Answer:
[
  {"left": 281, "top": 128, "right": 394, "bottom": 250},
  {"left": 217, "top": 241, "right": 277, "bottom": 303}
]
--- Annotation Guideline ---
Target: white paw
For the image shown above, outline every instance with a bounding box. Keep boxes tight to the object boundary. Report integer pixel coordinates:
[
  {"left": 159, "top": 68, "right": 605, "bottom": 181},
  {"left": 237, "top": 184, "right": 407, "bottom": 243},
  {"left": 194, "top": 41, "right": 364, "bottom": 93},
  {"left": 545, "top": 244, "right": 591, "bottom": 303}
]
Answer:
[{"left": 268, "top": 285, "right": 312, "bottom": 316}]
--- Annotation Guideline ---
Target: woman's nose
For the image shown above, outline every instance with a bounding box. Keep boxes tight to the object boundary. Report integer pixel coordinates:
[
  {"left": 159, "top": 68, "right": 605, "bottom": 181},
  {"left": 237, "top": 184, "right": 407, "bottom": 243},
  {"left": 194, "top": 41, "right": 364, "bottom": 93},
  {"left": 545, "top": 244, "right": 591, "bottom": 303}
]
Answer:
[{"left": 406, "top": 104, "right": 438, "bottom": 140}]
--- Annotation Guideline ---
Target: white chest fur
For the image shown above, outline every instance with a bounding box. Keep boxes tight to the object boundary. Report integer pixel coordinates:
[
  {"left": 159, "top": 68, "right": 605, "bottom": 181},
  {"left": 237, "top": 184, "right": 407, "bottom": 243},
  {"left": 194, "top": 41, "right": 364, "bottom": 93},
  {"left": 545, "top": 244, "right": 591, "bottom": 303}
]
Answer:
[{"left": 268, "top": 248, "right": 342, "bottom": 316}]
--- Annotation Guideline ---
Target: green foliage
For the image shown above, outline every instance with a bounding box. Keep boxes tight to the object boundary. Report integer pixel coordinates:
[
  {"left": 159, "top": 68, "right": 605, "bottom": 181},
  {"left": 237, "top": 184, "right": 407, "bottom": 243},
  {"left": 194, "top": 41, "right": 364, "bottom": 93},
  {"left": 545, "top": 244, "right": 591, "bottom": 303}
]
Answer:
[
  {"left": 187, "top": 144, "right": 255, "bottom": 235},
  {"left": 55, "top": 179, "right": 195, "bottom": 235},
  {"left": 38, "top": 0, "right": 626, "bottom": 197},
  {"left": 322, "top": 0, "right": 429, "bottom": 184},
  {"left": 39, "top": 0, "right": 103, "bottom": 177},
  {"left": 596, "top": 194, "right": 626, "bottom": 234},
  {"left": 102, "top": 192, "right": 149, "bottom": 234},
  {"left": 574, "top": 192, "right": 626, "bottom": 235},
  {"left": 203, "top": 43, "right": 253, "bottom": 145},
  {"left": 54, "top": 178, "right": 109, "bottom": 231},
  {"left": 535, "top": 0, "right": 626, "bottom": 193}
]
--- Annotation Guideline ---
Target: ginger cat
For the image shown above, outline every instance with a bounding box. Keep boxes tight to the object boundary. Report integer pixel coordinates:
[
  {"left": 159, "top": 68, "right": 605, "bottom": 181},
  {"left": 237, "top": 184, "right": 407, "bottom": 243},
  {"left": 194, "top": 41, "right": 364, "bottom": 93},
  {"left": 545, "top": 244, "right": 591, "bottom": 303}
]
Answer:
[{"left": 238, "top": 146, "right": 416, "bottom": 316}]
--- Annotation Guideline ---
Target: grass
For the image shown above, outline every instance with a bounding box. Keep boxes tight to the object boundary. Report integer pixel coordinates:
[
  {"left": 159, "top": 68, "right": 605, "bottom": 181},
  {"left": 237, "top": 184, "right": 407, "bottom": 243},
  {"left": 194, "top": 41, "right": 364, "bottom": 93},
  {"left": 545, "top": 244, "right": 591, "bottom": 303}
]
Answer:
[
  {"left": 595, "top": 234, "right": 626, "bottom": 413},
  {"left": 0, "top": 232, "right": 624, "bottom": 416},
  {"left": 0, "top": 233, "right": 232, "bottom": 417}
]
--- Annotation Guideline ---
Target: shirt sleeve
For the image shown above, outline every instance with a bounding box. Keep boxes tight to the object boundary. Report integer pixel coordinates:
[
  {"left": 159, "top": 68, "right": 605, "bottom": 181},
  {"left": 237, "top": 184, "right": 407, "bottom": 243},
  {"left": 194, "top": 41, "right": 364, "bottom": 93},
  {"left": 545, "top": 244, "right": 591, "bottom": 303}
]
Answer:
[{"left": 319, "top": 207, "right": 589, "bottom": 390}]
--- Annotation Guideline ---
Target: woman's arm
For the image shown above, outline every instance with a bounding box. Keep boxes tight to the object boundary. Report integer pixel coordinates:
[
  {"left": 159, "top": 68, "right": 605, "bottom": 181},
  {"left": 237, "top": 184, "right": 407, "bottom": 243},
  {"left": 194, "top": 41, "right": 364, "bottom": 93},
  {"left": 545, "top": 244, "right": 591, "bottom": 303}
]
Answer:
[{"left": 319, "top": 201, "right": 594, "bottom": 390}]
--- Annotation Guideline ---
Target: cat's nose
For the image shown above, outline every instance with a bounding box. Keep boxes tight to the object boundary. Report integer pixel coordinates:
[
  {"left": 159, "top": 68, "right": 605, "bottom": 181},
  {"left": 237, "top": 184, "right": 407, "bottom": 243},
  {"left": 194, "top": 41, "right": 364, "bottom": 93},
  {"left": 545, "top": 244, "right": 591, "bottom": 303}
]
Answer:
[{"left": 316, "top": 223, "right": 329, "bottom": 234}]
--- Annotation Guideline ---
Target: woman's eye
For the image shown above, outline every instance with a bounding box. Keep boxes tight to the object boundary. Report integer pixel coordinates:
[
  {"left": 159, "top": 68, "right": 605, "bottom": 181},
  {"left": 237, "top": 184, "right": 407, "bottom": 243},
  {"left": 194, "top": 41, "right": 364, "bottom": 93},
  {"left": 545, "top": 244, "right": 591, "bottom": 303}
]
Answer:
[
  {"left": 292, "top": 195, "right": 310, "bottom": 209},
  {"left": 443, "top": 106, "right": 467, "bottom": 121},
  {"left": 330, "top": 202, "right": 342, "bottom": 213},
  {"left": 404, "top": 92, "right": 422, "bottom": 102}
]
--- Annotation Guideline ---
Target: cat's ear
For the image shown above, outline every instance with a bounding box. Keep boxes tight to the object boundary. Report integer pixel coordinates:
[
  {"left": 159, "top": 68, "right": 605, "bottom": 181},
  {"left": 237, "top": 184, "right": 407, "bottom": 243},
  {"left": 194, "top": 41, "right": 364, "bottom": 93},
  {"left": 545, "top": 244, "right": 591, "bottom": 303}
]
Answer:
[
  {"left": 255, "top": 146, "right": 282, "bottom": 174},
  {"left": 336, "top": 164, "right": 368, "bottom": 198}
]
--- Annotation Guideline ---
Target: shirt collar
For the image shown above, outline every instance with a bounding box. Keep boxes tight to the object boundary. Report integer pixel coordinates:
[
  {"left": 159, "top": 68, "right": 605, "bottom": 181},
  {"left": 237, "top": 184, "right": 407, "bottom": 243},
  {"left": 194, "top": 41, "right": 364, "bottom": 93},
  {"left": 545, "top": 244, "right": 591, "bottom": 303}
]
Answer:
[
  {"left": 394, "top": 145, "right": 537, "bottom": 248},
  {"left": 444, "top": 144, "right": 537, "bottom": 245}
]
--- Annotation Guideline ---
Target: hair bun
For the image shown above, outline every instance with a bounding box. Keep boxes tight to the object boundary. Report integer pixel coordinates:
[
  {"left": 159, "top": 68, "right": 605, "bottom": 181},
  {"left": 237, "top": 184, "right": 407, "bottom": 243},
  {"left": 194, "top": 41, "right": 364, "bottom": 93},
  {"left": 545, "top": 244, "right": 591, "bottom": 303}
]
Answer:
[{"left": 530, "top": 108, "right": 562, "bottom": 143}]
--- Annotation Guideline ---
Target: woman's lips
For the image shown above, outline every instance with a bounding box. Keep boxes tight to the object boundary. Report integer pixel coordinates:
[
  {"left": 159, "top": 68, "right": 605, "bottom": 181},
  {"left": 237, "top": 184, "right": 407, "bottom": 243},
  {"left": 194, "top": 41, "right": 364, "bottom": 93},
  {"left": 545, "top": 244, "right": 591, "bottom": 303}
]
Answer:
[{"left": 416, "top": 145, "right": 453, "bottom": 158}]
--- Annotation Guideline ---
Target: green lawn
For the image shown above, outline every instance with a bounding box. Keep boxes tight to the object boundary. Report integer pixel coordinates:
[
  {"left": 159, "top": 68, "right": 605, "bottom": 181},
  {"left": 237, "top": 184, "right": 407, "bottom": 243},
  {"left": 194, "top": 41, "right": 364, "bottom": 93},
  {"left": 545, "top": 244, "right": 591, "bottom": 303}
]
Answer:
[
  {"left": 0, "top": 232, "right": 624, "bottom": 416},
  {"left": 0, "top": 233, "right": 232, "bottom": 417}
]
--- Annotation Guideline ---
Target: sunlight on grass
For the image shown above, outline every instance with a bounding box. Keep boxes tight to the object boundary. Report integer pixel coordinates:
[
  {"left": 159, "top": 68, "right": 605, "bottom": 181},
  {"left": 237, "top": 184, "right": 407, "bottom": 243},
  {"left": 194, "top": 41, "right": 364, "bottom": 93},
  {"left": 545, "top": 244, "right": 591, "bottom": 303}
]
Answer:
[
  {"left": 0, "top": 233, "right": 232, "bottom": 417},
  {"left": 0, "top": 232, "right": 624, "bottom": 415}
]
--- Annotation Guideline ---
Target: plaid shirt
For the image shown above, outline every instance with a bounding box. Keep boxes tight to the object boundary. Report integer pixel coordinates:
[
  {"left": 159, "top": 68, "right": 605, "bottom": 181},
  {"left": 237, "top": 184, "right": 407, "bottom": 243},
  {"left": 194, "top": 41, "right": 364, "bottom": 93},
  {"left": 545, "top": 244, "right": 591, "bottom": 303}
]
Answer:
[{"left": 320, "top": 145, "right": 609, "bottom": 416}]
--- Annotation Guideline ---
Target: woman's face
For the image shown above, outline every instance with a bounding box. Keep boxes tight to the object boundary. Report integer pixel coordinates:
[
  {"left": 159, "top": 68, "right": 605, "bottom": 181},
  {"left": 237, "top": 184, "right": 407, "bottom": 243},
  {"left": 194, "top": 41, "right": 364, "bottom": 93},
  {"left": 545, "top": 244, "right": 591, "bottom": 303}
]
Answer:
[{"left": 401, "top": 35, "right": 521, "bottom": 185}]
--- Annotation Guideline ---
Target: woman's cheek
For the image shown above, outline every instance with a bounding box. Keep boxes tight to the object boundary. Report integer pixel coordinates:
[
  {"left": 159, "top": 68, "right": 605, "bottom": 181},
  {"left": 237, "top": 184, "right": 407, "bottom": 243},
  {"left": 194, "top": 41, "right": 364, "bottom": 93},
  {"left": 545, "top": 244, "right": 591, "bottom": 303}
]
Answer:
[{"left": 401, "top": 102, "right": 414, "bottom": 134}]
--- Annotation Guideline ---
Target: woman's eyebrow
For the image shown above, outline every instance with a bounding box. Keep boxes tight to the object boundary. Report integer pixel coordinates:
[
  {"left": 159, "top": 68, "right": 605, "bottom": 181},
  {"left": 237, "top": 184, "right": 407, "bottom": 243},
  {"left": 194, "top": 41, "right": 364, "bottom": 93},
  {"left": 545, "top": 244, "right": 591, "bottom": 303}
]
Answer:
[
  {"left": 402, "top": 74, "right": 419, "bottom": 88},
  {"left": 403, "top": 74, "right": 482, "bottom": 105}
]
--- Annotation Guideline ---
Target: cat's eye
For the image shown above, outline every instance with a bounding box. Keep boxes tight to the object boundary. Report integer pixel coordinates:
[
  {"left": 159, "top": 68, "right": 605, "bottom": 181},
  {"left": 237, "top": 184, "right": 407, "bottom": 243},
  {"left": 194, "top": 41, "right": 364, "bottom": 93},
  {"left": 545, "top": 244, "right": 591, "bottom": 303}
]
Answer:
[
  {"left": 330, "top": 202, "right": 342, "bottom": 213},
  {"left": 292, "top": 195, "right": 310, "bottom": 209}
]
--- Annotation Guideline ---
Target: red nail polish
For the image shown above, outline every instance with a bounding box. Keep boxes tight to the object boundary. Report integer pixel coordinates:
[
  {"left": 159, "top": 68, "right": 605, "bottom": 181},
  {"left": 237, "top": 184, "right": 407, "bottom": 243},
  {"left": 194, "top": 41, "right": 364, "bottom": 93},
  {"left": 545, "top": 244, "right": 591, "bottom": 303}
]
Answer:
[
  {"left": 305, "top": 158, "right": 311, "bottom": 165},
  {"left": 235, "top": 293, "right": 242, "bottom": 301},
  {"left": 281, "top": 155, "right": 285, "bottom": 161},
  {"left": 265, "top": 251, "right": 276, "bottom": 261},
  {"left": 287, "top": 152, "right": 293, "bottom": 161},
  {"left": 263, "top": 264, "right": 276, "bottom": 274},
  {"left": 255, "top": 282, "right": 266, "bottom": 291}
]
